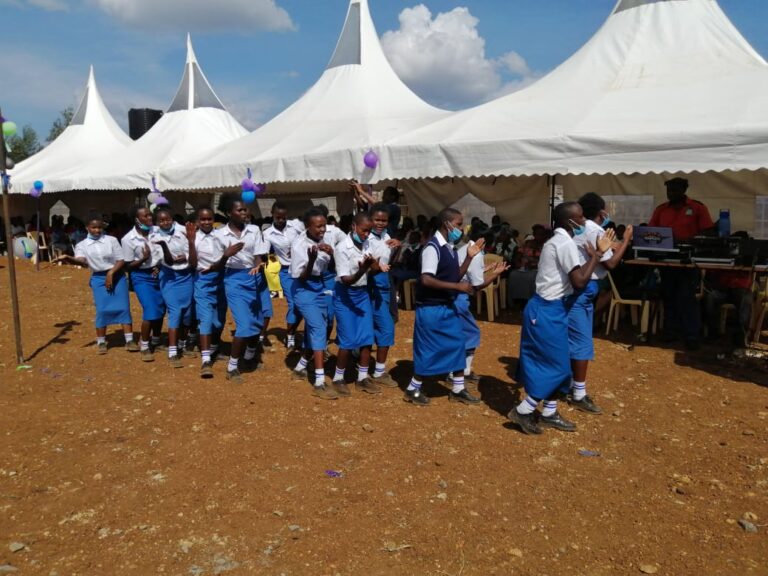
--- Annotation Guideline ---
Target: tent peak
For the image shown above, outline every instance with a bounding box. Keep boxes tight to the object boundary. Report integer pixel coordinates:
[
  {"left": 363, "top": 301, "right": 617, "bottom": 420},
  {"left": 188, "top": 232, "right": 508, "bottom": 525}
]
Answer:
[
  {"left": 168, "top": 36, "right": 225, "bottom": 113},
  {"left": 327, "top": 0, "right": 365, "bottom": 69},
  {"left": 186, "top": 33, "right": 198, "bottom": 64},
  {"left": 613, "top": 0, "right": 687, "bottom": 15}
]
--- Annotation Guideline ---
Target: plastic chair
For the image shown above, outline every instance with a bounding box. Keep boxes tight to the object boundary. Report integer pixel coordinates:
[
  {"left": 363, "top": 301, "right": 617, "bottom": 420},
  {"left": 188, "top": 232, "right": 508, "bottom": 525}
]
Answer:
[
  {"left": 474, "top": 254, "right": 504, "bottom": 322},
  {"left": 27, "top": 231, "right": 53, "bottom": 265},
  {"left": 605, "top": 272, "right": 654, "bottom": 336}
]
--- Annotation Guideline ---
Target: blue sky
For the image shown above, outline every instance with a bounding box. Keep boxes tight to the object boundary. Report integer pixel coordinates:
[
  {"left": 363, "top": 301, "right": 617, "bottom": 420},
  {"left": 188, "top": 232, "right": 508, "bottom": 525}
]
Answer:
[{"left": 2, "top": 0, "right": 766, "bottom": 140}]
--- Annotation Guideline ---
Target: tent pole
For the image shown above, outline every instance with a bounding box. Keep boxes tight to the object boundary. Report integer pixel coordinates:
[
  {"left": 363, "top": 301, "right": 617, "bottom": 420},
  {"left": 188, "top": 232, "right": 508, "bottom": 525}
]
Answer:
[
  {"left": 549, "top": 174, "right": 557, "bottom": 226},
  {"left": 0, "top": 107, "right": 25, "bottom": 364},
  {"left": 35, "top": 196, "right": 40, "bottom": 272}
]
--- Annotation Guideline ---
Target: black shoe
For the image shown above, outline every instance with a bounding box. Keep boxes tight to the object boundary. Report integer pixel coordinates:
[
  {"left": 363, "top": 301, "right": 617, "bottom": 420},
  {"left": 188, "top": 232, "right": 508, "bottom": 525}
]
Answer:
[
  {"left": 200, "top": 362, "right": 214, "bottom": 379},
  {"left": 241, "top": 355, "right": 263, "bottom": 372},
  {"left": 507, "top": 409, "right": 542, "bottom": 435},
  {"left": 538, "top": 411, "right": 577, "bottom": 432},
  {"left": 403, "top": 388, "right": 430, "bottom": 406},
  {"left": 226, "top": 369, "right": 243, "bottom": 384},
  {"left": 449, "top": 388, "right": 482, "bottom": 405},
  {"left": 568, "top": 394, "right": 603, "bottom": 415}
]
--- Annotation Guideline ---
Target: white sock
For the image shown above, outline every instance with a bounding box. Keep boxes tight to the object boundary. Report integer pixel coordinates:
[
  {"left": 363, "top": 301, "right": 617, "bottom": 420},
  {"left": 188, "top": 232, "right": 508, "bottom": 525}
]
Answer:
[
  {"left": 333, "top": 367, "right": 345, "bottom": 382},
  {"left": 295, "top": 356, "right": 308, "bottom": 372},
  {"left": 96, "top": 336, "right": 106, "bottom": 345},
  {"left": 541, "top": 400, "right": 558, "bottom": 418},
  {"left": 201, "top": 350, "right": 212, "bottom": 364},
  {"left": 464, "top": 354, "right": 475, "bottom": 376},
  {"left": 516, "top": 396, "right": 538, "bottom": 415},
  {"left": 287, "top": 334, "right": 295, "bottom": 347},
  {"left": 168, "top": 346, "right": 178, "bottom": 359},
  {"left": 227, "top": 357, "right": 239, "bottom": 373},
  {"left": 572, "top": 380, "right": 587, "bottom": 401},
  {"left": 140, "top": 340, "right": 150, "bottom": 351},
  {"left": 357, "top": 364, "right": 369, "bottom": 382},
  {"left": 124, "top": 333, "right": 134, "bottom": 344},
  {"left": 259, "top": 335, "right": 265, "bottom": 343},
  {"left": 314, "top": 369, "right": 325, "bottom": 387},
  {"left": 407, "top": 378, "right": 422, "bottom": 392},
  {"left": 451, "top": 375, "right": 465, "bottom": 394},
  {"left": 244, "top": 346, "right": 257, "bottom": 361},
  {"left": 373, "top": 362, "right": 386, "bottom": 378}
]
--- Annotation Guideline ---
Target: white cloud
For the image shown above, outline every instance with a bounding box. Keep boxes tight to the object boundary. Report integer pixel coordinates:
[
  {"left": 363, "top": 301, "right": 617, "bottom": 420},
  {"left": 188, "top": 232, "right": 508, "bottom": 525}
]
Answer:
[
  {"left": 91, "top": 0, "right": 295, "bottom": 33},
  {"left": 381, "top": 5, "right": 540, "bottom": 109},
  {"left": 0, "top": 0, "right": 68, "bottom": 10}
]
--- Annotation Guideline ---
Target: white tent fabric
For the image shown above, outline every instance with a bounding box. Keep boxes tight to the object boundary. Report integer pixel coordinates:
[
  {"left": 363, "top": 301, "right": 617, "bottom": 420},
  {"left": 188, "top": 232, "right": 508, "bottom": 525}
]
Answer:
[
  {"left": 9, "top": 67, "right": 132, "bottom": 193},
  {"left": 373, "top": 0, "right": 768, "bottom": 180},
  {"left": 162, "top": 0, "right": 447, "bottom": 190},
  {"left": 48, "top": 35, "right": 247, "bottom": 192}
]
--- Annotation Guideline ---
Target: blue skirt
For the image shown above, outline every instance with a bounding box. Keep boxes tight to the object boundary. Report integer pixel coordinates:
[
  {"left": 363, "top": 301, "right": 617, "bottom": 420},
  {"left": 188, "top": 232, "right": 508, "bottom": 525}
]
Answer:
[
  {"left": 413, "top": 303, "right": 465, "bottom": 377},
  {"left": 323, "top": 270, "right": 336, "bottom": 330},
  {"left": 279, "top": 267, "right": 301, "bottom": 325},
  {"left": 334, "top": 283, "right": 374, "bottom": 349},
  {"left": 255, "top": 271, "right": 273, "bottom": 319},
  {"left": 159, "top": 267, "right": 194, "bottom": 329},
  {"left": 130, "top": 268, "right": 165, "bottom": 322},
  {"left": 224, "top": 268, "right": 262, "bottom": 338},
  {"left": 517, "top": 294, "right": 572, "bottom": 400},
  {"left": 567, "top": 280, "right": 600, "bottom": 361},
  {"left": 195, "top": 271, "right": 227, "bottom": 336},
  {"left": 293, "top": 277, "right": 327, "bottom": 351},
  {"left": 91, "top": 271, "right": 132, "bottom": 329},
  {"left": 456, "top": 293, "right": 481, "bottom": 351},
  {"left": 369, "top": 282, "right": 395, "bottom": 347}
]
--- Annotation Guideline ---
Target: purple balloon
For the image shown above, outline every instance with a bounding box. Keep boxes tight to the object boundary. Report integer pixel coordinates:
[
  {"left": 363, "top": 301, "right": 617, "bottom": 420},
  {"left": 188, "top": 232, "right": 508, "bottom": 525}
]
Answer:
[
  {"left": 155, "top": 196, "right": 170, "bottom": 206},
  {"left": 241, "top": 178, "right": 255, "bottom": 192},
  {"left": 29, "top": 187, "right": 42, "bottom": 199},
  {"left": 364, "top": 150, "right": 378, "bottom": 169},
  {"left": 254, "top": 183, "right": 266, "bottom": 194}
]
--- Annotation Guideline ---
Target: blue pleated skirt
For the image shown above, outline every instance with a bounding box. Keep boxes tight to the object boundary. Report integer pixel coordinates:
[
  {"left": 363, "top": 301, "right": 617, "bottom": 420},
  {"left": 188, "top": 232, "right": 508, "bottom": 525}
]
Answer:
[
  {"left": 224, "top": 268, "right": 262, "bottom": 338},
  {"left": 334, "top": 283, "right": 374, "bottom": 350},
  {"left": 159, "top": 267, "right": 194, "bottom": 329},
  {"left": 567, "top": 279, "right": 600, "bottom": 361},
  {"left": 369, "top": 281, "right": 395, "bottom": 347},
  {"left": 292, "top": 277, "right": 327, "bottom": 351},
  {"left": 517, "top": 294, "right": 572, "bottom": 400},
  {"left": 90, "top": 271, "right": 132, "bottom": 329},
  {"left": 279, "top": 267, "right": 301, "bottom": 325},
  {"left": 456, "top": 292, "right": 481, "bottom": 351},
  {"left": 413, "top": 303, "right": 465, "bottom": 377},
  {"left": 255, "top": 271, "right": 273, "bottom": 319},
  {"left": 195, "top": 271, "right": 227, "bottom": 336},
  {"left": 130, "top": 268, "right": 165, "bottom": 322}
]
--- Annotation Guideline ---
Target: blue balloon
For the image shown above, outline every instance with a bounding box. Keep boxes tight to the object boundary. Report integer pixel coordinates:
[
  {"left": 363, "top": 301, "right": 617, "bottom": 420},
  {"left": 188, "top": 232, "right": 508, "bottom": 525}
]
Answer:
[
  {"left": 241, "top": 190, "right": 256, "bottom": 204},
  {"left": 33, "top": 180, "right": 44, "bottom": 191}
]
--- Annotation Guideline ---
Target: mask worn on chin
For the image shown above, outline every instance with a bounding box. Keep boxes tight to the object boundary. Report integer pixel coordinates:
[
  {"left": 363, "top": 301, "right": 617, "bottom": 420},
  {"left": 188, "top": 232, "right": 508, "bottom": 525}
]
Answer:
[
  {"left": 87, "top": 233, "right": 102, "bottom": 241},
  {"left": 159, "top": 225, "right": 175, "bottom": 236},
  {"left": 137, "top": 220, "right": 152, "bottom": 233},
  {"left": 352, "top": 232, "right": 363, "bottom": 245},
  {"left": 601, "top": 213, "right": 613, "bottom": 229},
  {"left": 447, "top": 226, "right": 463, "bottom": 244},
  {"left": 568, "top": 219, "right": 586, "bottom": 237}
]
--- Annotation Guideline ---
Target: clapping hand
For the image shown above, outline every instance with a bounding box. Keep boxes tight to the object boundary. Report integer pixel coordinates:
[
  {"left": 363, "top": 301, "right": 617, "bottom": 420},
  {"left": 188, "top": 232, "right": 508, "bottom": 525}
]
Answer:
[
  {"left": 359, "top": 254, "right": 375, "bottom": 270},
  {"left": 317, "top": 243, "right": 334, "bottom": 256},
  {"left": 597, "top": 228, "right": 616, "bottom": 253},
  {"left": 185, "top": 221, "right": 197, "bottom": 238},
  {"left": 468, "top": 238, "right": 485, "bottom": 258}
]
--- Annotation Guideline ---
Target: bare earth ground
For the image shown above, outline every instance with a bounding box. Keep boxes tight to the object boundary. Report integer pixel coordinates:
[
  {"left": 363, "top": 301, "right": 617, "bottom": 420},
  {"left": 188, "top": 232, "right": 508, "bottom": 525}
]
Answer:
[{"left": 0, "top": 257, "right": 766, "bottom": 576}]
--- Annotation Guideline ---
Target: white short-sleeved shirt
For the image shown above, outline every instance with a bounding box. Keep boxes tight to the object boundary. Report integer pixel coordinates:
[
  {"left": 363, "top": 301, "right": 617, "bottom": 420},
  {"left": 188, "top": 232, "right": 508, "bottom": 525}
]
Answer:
[
  {"left": 335, "top": 235, "right": 372, "bottom": 287},
  {"left": 195, "top": 229, "right": 223, "bottom": 272},
  {"left": 421, "top": 231, "right": 457, "bottom": 276},
  {"left": 290, "top": 231, "right": 332, "bottom": 279},
  {"left": 457, "top": 241, "right": 485, "bottom": 287},
  {"left": 535, "top": 228, "right": 582, "bottom": 301},
  {"left": 368, "top": 230, "right": 393, "bottom": 266},
  {"left": 263, "top": 224, "right": 299, "bottom": 266},
  {"left": 75, "top": 234, "right": 123, "bottom": 272},
  {"left": 214, "top": 224, "right": 263, "bottom": 270},
  {"left": 121, "top": 227, "right": 163, "bottom": 269},
  {"left": 150, "top": 226, "right": 190, "bottom": 271},
  {"left": 323, "top": 224, "right": 347, "bottom": 249},
  {"left": 574, "top": 219, "right": 613, "bottom": 280}
]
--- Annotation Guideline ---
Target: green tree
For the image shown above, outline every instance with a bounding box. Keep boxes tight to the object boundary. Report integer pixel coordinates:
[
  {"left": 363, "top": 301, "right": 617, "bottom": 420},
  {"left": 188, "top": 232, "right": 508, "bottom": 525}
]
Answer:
[
  {"left": 47, "top": 107, "right": 74, "bottom": 144},
  {"left": 6, "top": 125, "right": 42, "bottom": 163}
]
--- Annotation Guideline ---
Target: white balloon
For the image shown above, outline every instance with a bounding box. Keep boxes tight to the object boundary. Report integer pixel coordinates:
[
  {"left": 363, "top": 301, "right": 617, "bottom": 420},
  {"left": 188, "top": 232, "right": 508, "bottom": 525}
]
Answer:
[
  {"left": 13, "top": 237, "right": 37, "bottom": 259},
  {"left": 149, "top": 203, "right": 158, "bottom": 212}
]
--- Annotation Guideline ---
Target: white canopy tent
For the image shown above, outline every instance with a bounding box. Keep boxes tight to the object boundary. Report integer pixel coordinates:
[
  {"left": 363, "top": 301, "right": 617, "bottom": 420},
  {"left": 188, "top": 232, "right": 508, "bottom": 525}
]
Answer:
[
  {"left": 9, "top": 66, "right": 132, "bottom": 194},
  {"left": 46, "top": 35, "right": 247, "bottom": 192},
  {"left": 162, "top": 0, "right": 447, "bottom": 190}
]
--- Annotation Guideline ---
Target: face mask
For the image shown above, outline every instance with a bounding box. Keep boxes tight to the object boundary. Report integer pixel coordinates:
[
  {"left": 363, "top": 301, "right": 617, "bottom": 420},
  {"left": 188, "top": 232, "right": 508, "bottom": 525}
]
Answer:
[
  {"left": 137, "top": 220, "right": 152, "bottom": 233},
  {"left": 568, "top": 219, "right": 586, "bottom": 236},
  {"left": 88, "top": 233, "right": 101, "bottom": 241},
  {"left": 352, "top": 232, "right": 363, "bottom": 245},
  {"left": 447, "top": 225, "right": 463, "bottom": 244},
  {"left": 159, "top": 224, "right": 175, "bottom": 236},
  {"left": 601, "top": 213, "right": 612, "bottom": 229}
]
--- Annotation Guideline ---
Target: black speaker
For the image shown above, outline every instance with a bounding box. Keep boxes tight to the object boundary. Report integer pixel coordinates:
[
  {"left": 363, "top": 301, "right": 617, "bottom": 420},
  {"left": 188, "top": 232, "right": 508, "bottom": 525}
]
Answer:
[{"left": 128, "top": 108, "right": 163, "bottom": 140}]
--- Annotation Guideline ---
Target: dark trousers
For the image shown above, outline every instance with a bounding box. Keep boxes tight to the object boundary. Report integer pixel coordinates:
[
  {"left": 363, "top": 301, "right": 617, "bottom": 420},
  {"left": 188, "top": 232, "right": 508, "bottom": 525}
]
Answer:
[{"left": 659, "top": 268, "right": 702, "bottom": 342}]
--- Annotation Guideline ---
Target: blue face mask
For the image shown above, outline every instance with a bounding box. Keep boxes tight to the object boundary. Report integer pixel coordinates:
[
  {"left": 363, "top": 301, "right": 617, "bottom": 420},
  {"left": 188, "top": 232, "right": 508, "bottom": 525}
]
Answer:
[
  {"left": 447, "top": 226, "right": 463, "bottom": 244},
  {"left": 159, "top": 224, "right": 175, "bottom": 236},
  {"left": 137, "top": 220, "right": 152, "bottom": 233},
  {"left": 352, "top": 232, "right": 363, "bottom": 244},
  {"left": 88, "top": 233, "right": 102, "bottom": 241},
  {"left": 569, "top": 219, "right": 586, "bottom": 236},
  {"left": 601, "top": 213, "right": 612, "bottom": 229}
]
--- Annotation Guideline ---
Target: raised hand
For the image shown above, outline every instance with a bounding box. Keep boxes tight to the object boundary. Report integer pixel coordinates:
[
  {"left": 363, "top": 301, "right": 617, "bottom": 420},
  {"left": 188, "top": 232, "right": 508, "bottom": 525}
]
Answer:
[
  {"left": 307, "top": 245, "right": 319, "bottom": 261},
  {"left": 624, "top": 225, "right": 634, "bottom": 242},
  {"left": 597, "top": 228, "right": 615, "bottom": 253},
  {"left": 360, "top": 254, "right": 375, "bottom": 270},
  {"left": 185, "top": 221, "right": 197, "bottom": 238},
  {"left": 385, "top": 239, "right": 402, "bottom": 249},
  {"left": 468, "top": 238, "right": 485, "bottom": 258}
]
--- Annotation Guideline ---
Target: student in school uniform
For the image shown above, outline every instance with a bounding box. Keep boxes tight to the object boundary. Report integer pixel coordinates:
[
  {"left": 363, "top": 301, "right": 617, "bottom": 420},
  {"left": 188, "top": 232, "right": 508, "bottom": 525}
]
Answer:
[
  {"left": 254, "top": 237, "right": 275, "bottom": 353},
  {"left": 152, "top": 207, "right": 197, "bottom": 368},
  {"left": 262, "top": 201, "right": 302, "bottom": 349},
  {"left": 365, "top": 203, "right": 401, "bottom": 388},
  {"left": 331, "top": 213, "right": 381, "bottom": 396},
  {"left": 289, "top": 207, "right": 338, "bottom": 400},
  {"left": 405, "top": 208, "right": 483, "bottom": 406},
  {"left": 567, "top": 193, "right": 634, "bottom": 414},
  {"left": 317, "top": 204, "right": 347, "bottom": 345},
  {"left": 121, "top": 206, "right": 165, "bottom": 362},
  {"left": 56, "top": 214, "right": 134, "bottom": 354},
  {"left": 451, "top": 226, "right": 510, "bottom": 385},
  {"left": 214, "top": 194, "right": 264, "bottom": 383},
  {"left": 508, "top": 202, "right": 614, "bottom": 435}
]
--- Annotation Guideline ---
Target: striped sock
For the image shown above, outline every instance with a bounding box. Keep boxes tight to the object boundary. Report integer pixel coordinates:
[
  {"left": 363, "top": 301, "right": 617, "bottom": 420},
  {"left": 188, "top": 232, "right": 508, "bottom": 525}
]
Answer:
[
  {"left": 333, "top": 367, "right": 345, "bottom": 382},
  {"left": 96, "top": 336, "right": 106, "bottom": 345},
  {"left": 541, "top": 400, "right": 558, "bottom": 418},
  {"left": 140, "top": 340, "right": 150, "bottom": 352},
  {"left": 572, "top": 380, "right": 587, "bottom": 401},
  {"left": 357, "top": 364, "right": 369, "bottom": 382},
  {"left": 201, "top": 350, "right": 212, "bottom": 365},
  {"left": 124, "top": 333, "right": 134, "bottom": 344},
  {"left": 227, "top": 357, "right": 239, "bottom": 373},
  {"left": 373, "top": 362, "right": 386, "bottom": 378},
  {"left": 287, "top": 334, "right": 295, "bottom": 347},
  {"left": 168, "top": 346, "right": 177, "bottom": 359},
  {"left": 244, "top": 346, "right": 257, "bottom": 361},
  {"left": 451, "top": 375, "right": 465, "bottom": 394},
  {"left": 516, "top": 396, "right": 538, "bottom": 415},
  {"left": 407, "top": 378, "right": 422, "bottom": 392},
  {"left": 314, "top": 369, "right": 325, "bottom": 387},
  {"left": 295, "top": 356, "right": 308, "bottom": 372}
]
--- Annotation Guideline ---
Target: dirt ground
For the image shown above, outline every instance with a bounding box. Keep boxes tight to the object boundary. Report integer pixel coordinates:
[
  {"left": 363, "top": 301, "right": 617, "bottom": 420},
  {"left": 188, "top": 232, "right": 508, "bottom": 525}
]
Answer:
[{"left": 0, "top": 257, "right": 766, "bottom": 576}]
